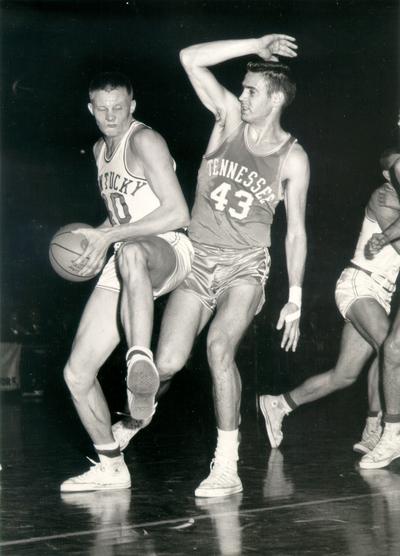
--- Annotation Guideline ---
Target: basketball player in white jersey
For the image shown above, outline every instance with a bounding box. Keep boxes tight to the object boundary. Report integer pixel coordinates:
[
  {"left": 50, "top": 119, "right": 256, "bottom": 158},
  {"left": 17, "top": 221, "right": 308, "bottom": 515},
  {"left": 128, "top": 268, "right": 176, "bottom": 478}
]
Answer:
[
  {"left": 114, "top": 34, "right": 310, "bottom": 497},
  {"left": 260, "top": 152, "right": 400, "bottom": 456},
  {"left": 360, "top": 150, "right": 400, "bottom": 468},
  {"left": 60, "top": 72, "right": 193, "bottom": 492}
]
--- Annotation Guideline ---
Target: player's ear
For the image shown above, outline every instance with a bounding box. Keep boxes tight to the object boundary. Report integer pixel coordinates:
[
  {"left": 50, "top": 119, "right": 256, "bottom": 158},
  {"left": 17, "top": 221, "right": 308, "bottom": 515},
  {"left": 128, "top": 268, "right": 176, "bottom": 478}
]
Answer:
[
  {"left": 130, "top": 100, "right": 136, "bottom": 114},
  {"left": 271, "top": 91, "right": 285, "bottom": 107},
  {"left": 88, "top": 103, "right": 94, "bottom": 116},
  {"left": 382, "top": 169, "right": 390, "bottom": 182}
]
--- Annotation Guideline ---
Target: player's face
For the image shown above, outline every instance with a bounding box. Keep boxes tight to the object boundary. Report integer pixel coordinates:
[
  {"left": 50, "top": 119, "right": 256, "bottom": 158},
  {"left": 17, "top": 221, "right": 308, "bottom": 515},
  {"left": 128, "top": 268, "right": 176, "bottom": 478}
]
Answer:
[
  {"left": 88, "top": 87, "right": 135, "bottom": 138},
  {"left": 239, "top": 72, "right": 275, "bottom": 123}
]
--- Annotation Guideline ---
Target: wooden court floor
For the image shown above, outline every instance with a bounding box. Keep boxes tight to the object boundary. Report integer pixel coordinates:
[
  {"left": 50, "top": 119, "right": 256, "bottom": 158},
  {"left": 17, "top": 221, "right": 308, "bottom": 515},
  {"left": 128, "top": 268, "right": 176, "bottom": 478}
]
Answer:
[{"left": 1, "top": 381, "right": 400, "bottom": 555}]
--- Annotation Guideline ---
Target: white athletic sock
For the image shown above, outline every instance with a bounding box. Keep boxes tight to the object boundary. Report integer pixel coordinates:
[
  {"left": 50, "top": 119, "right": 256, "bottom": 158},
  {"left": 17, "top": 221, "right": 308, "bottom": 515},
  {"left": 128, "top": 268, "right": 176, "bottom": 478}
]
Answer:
[
  {"left": 384, "top": 422, "right": 400, "bottom": 433},
  {"left": 126, "top": 345, "right": 153, "bottom": 363},
  {"left": 94, "top": 441, "right": 120, "bottom": 451},
  {"left": 215, "top": 428, "right": 239, "bottom": 465},
  {"left": 367, "top": 415, "right": 380, "bottom": 426}
]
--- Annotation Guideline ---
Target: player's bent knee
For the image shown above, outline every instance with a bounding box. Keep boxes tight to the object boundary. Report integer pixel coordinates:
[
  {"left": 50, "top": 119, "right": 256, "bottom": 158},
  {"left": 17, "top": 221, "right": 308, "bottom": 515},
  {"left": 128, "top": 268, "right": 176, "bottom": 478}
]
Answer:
[
  {"left": 63, "top": 363, "right": 92, "bottom": 398},
  {"left": 117, "top": 242, "right": 149, "bottom": 279},
  {"left": 156, "top": 352, "right": 184, "bottom": 381},
  {"left": 384, "top": 334, "right": 400, "bottom": 365},
  {"left": 207, "top": 335, "right": 235, "bottom": 372}
]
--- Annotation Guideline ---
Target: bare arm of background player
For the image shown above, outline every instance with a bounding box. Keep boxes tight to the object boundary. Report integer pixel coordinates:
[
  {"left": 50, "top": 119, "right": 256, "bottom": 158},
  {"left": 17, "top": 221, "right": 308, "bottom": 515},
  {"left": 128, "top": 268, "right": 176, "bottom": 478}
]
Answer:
[{"left": 365, "top": 181, "right": 400, "bottom": 258}]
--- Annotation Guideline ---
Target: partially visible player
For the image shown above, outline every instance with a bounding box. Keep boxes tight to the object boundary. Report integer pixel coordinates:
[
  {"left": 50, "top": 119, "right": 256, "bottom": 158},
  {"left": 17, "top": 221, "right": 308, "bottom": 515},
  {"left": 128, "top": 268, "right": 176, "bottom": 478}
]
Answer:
[
  {"left": 260, "top": 152, "right": 400, "bottom": 452},
  {"left": 60, "top": 72, "right": 193, "bottom": 492},
  {"left": 361, "top": 151, "right": 400, "bottom": 468},
  {"left": 365, "top": 150, "right": 400, "bottom": 257}
]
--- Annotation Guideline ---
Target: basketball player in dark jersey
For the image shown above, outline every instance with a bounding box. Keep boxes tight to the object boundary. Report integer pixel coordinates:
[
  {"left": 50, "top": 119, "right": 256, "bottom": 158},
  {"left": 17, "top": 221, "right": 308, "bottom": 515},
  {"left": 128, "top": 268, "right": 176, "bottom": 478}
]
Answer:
[
  {"left": 60, "top": 72, "right": 193, "bottom": 492},
  {"left": 361, "top": 151, "right": 400, "bottom": 469},
  {"left": 113, "top": 34, "right": 309, "bottom": 497}
]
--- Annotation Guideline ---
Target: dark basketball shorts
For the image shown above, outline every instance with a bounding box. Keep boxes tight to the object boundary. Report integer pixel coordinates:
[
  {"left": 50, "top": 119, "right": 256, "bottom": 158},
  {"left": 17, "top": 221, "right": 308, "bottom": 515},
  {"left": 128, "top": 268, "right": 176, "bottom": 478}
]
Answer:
[{"left": 177, "top": 241, "right": 271, "bottom": 314}]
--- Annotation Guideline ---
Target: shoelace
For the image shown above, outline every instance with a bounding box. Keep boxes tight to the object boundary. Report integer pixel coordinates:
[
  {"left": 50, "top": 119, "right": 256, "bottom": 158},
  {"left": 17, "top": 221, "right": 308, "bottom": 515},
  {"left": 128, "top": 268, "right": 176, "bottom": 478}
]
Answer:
[
  {"left": 362, "top": 426, "right": 381, "bottom": 442},
  {"left": 73, "top": 458, "right": 104, "bottom": 480},
  {"left": 115, "top": 403, "right": 158, "bottom": 421},
  {"left": 370, "top": 433, "right": 398, "bottom": 458},
  {"left": 207, "top": 459, "right": 236, "bottom": 483},
  {"left": 114, "top": 417, "right": 142, "bottom": 430}
]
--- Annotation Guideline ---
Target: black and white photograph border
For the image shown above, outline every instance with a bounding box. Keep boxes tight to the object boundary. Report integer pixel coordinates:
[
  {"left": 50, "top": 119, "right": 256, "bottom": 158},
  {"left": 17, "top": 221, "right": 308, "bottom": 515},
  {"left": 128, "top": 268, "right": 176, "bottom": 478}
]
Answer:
[{"left": 1, "top": 1, "right": 400, "bottom": 554}]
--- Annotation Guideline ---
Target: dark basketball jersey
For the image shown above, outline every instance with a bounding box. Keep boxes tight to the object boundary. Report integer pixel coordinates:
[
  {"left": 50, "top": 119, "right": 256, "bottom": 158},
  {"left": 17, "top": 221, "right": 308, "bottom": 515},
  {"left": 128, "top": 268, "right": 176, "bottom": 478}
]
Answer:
[{"left": 189, "top": 123, "right": 297, "bottom": 248}]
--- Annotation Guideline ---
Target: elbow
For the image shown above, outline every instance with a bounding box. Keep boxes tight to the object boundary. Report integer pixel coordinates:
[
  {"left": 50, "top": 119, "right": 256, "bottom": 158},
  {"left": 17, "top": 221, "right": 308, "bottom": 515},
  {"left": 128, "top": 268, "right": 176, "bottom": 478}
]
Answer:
[
  {"left": 171, "top": 205, "right": 190, "bottom": 229},
  {"left": 287, "top": 229, "right": 307, "bottom": 240},
  {"left": 178, "top": 206, "right": 191, "bottom": 229},
  {"left": 180, "top": 48, "right": 195, "bottom": 70},
  {"left": 286, "top": 230, "right": 307, "bottom": 248}
]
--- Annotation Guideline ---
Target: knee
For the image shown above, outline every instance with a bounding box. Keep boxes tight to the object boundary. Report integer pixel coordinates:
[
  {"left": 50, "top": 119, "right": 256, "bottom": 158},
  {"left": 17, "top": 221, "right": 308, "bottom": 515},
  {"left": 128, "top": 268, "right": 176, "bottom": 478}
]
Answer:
[
  {"left": 384, "top": 333, "right": 400, "bottom": 366},
  {"left": 63, "top": 360, "right": 92, "bottom": 399},
  {"left": 207, "top": 333, "right": 234, "bottom": 374},
  {"left": 117, "top": 242, "right": 149, "bottom": 281},
  {"left": 156, "top": 350, "right": 185, "bottom": 382}
]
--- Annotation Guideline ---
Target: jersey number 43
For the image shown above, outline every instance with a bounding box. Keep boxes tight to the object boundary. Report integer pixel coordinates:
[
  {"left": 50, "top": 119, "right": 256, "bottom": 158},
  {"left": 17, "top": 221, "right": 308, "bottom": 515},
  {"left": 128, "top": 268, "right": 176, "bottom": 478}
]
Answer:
[{"left": 210, "top": 182, "right": 254, "bottom": 221}]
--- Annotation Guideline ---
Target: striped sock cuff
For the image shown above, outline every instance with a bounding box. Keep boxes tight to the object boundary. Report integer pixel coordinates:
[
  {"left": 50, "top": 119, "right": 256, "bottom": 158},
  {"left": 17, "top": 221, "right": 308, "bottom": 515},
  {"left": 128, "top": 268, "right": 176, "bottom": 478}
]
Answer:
[
  {"left": 283, "top": 392, "right": 297, "bottom": 411},
  {"left": 94, "top": 441, "right": 121, "bottom": 458},
  {"left": 384, "top": 413, "right": 400, "bottom": 423}
]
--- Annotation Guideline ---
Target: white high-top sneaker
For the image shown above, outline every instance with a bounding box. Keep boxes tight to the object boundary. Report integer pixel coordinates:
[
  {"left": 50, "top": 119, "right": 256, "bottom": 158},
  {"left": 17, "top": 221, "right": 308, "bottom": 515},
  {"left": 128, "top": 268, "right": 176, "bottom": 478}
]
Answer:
[
  {"left": 60, "top": 454, "right": 131, "bottom": 492},
  {"left": 126, "top": 347, "right": 159, "bottom": 421},
  {"left": 353, "top": 413, "right": 382, "bottom": 454},
  {"left": 360, "top": 423, "right": 400, "bottom": 469},
  {"left": 112, "top": 415, "right": 152, "bottom": 451},
  {"left": 195, "top": 458, "right": 243, "bottom": 498},
  {"left": 259, "top": 395, "right": 290, "bottom": 448}
]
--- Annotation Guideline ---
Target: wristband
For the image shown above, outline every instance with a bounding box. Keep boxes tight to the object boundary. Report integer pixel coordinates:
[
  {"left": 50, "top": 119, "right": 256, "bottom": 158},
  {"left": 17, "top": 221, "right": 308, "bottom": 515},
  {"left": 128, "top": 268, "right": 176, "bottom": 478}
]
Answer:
[{"left": 289, "top": 286, "right": 302, "bottom": 309}]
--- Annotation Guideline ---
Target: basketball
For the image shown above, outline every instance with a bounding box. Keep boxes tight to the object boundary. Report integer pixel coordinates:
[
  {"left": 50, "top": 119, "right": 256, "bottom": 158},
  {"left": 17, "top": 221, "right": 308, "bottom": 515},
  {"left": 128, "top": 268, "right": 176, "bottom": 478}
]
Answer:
[{"left": 49, "top": 223, "right": 99, "bottom": 282}]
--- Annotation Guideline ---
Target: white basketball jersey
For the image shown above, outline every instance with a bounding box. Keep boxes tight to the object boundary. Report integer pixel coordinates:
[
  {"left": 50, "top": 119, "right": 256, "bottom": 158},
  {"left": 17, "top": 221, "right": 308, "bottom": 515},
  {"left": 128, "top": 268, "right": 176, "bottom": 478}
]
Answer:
[
  {"left": 95, "top": 120, "right": 160, "bottom": 226},
  {"left": 352, "top": 211, "right": 400, "bottom": 284}
]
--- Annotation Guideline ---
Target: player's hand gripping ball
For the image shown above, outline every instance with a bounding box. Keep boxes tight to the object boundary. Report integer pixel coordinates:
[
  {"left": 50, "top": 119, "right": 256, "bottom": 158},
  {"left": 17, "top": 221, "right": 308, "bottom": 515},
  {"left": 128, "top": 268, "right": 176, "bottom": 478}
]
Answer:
[{"left": 49, "top": 223, "right": 100, "bottom": 282}]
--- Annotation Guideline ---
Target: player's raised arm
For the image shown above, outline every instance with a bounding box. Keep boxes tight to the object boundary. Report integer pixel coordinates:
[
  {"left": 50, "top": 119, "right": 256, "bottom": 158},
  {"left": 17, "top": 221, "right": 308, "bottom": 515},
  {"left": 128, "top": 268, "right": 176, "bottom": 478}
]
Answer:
[
  {"left": 180, "top": 34, "right": 298, "bottom": 127},
  {"left": 277, "top": 144, "right": 310, "bottom": 352}
]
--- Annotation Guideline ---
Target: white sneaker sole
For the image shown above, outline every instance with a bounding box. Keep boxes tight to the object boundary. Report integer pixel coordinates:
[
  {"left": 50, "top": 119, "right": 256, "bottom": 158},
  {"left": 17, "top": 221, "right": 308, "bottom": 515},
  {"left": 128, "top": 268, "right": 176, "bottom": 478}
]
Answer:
[
  {"left": 259, "top": 397, "right": 281, "bottom": 449},
  {"left": 359, "top": 451, "right": 400, "bottom": 469},
  {"left": 60, "top": 480, "right": 131, "bottom": 493},
  {"left": 353, "top": 443, "right": 370, "bottom": 455},
  {"left": 127, "top": 357, "right": 159, "bottom": 421},
  {"left": 194, "top": 483, "right": 243, "bottom": 498}
]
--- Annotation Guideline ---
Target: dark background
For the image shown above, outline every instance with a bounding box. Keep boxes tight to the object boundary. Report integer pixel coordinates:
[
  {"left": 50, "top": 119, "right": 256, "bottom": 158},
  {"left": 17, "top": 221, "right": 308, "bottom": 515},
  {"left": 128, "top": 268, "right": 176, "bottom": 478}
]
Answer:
[{"left": 0, "top": 0, "right": 399, "bottom": 424}]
